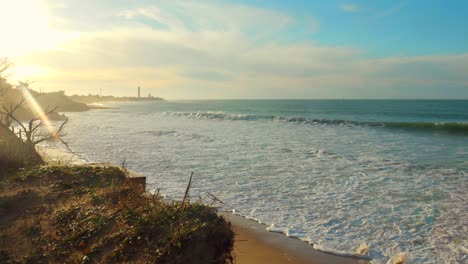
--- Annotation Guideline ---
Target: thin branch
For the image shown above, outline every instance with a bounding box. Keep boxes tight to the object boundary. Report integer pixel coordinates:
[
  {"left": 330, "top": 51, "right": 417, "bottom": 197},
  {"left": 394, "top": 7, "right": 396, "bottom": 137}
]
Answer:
[
  {"left": 58, "top": 137, "right": 73, "bottom": 153},
  {"left": 1, "top": 96, "right": 26, "bottom": 115},
  {"left": 181, "top": 172, "right": 194, "bottom": 205},
  {"left": 30, "top": 120, "right": 43, "bottom": 133},
  {"left": 44, "top": 106, "right": 59, "bottom": 116},
  {"left": 0, "top": 96, "right": 26, "bottom": 128},
  {"left": 3, "top": 106, "right": 27, "bottom": 132},
  {"left": 55, "top": 117, "right": 69, "bottom": 136},
  {"left": 32, "top": 118, "right": 69, "bottom": 145}
]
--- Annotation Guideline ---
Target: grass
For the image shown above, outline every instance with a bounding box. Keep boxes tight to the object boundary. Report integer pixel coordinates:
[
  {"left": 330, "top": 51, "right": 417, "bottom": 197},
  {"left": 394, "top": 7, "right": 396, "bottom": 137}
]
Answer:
[
  {"left": 0, "top": 165, "right": 234, "bottom": 263},
  {"left": 0, "top": 133, "right": 43, "bottom": 175}
]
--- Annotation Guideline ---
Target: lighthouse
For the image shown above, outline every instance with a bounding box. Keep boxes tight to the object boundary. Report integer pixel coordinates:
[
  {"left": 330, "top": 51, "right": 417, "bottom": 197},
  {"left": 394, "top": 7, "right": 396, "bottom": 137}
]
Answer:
[{"left": 138, "top": 86, "right": 141, "bottom": 98}]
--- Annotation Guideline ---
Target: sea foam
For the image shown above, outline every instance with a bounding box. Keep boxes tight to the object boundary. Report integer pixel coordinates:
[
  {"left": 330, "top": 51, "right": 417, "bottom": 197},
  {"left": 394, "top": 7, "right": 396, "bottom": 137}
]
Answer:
[{"left": 47, "top": 103, "right": 468, "bottom": 264}]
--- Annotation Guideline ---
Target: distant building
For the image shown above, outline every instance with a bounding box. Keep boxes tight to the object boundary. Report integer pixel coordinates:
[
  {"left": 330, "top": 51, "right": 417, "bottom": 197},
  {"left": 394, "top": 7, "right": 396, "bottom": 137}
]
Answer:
[{"left": 138, "top": 86, "right": 141, "bottom": 98}]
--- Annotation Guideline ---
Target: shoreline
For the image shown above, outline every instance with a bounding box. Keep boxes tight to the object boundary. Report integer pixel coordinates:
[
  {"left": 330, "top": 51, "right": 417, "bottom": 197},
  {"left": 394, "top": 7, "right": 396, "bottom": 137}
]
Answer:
[
  {"left": 221, "top": 212, "right": 369, "bottom": 264},
  {"left": 37, "top": 146, "right": 369, "bottom": 263},
  {"left": 36, "top": 146, "right": 87, "bottom": 165}
]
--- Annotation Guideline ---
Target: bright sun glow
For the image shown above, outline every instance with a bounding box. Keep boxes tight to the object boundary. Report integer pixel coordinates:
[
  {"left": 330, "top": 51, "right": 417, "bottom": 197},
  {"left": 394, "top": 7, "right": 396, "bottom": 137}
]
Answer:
[
  {"left": 0, "top": 0, "right": 66, "bottom": 56},
  {"left": 13, "top": 65, "right": 50, "bottom": 81}
]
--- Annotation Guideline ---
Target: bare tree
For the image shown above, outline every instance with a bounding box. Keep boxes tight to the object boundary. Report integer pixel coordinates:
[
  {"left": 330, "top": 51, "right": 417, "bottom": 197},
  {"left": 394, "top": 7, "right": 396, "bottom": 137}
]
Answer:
[
  {"left": 0, "top": 60, "right": 70, "bottom": 167},
  {"left": 0, "top": 57, "right": 12, "bottom": 96},
  {"left": 1, "top": 101, "right": 70, "bottom": 150},
  {"left": 2, "top": 82, "right": 69, "bottom": 144},
  {"left": 0, "top": 58, "right": 14, "bottom": 132}
]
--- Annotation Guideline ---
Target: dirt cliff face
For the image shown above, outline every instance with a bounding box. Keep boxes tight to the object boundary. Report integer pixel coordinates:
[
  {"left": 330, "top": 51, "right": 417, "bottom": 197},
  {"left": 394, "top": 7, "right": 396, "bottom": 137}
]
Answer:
[{"left": 0, "top": 166, "right": 234, "bottom": 264}]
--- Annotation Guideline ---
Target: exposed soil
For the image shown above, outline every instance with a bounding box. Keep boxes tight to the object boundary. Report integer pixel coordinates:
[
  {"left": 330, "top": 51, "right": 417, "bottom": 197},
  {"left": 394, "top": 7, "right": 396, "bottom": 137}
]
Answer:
[{"left": 0, "top": 165, "right": 234, "bottom": 264}]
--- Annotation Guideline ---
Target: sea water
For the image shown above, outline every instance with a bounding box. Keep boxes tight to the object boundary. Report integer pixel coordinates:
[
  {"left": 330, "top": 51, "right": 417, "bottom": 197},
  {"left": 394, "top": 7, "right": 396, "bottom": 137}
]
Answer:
[{"left": 47, "top": 100, "right": 467, "bottom": 263}]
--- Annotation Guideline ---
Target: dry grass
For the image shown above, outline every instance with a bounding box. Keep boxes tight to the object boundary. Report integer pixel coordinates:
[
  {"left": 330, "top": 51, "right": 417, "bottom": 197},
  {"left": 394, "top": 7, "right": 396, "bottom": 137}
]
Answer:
[
  {"left": 0, "top": 165, "right": 234, "bottom": 263},
  {"left": 0, "top": 134, "right": 43, "bottom": 173}
]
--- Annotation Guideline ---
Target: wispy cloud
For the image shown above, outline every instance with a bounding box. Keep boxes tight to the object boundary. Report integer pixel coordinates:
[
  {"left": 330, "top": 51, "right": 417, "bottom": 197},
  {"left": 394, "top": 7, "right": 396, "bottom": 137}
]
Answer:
[
  {"left": 7, "top": 0, "right": 468, "bottom": 99},
  {"left": 339, "top": 3, "right": 362, "bottom": 13}
]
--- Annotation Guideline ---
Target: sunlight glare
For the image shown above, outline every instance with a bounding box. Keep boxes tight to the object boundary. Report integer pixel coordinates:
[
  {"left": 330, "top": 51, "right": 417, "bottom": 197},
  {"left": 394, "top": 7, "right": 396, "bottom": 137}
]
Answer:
[
  {"left": 0, "top": 0, "right": 63, "bottom": 56},
  {"left": 19, "top": 83, "right": 59, "bottom": 139}
]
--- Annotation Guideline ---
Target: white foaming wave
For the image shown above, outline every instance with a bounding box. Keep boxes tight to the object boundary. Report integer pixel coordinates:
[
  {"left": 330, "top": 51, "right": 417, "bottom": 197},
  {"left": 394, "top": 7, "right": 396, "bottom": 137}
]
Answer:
[
  {"left": 313, "top": 244, "right": 373, "bottom": 260},
  {"left": 386, "top": 252, "right": 409, "bottom": 264},
  {"left": 429, "top": 182, "right": 468, "bottom": 264},
  {"left": 162, "top": 111, "right": 468, "bottom": 136},
  {"left": 161, "top": 111, "right": 262, "bottom": 121},
  {"left": 266, "top": 223, "right": 283, "bottom": 233},
  {"left": 162, "top": 111, "right": 358, "bottom": 127},
  {"left": 210, "top": 153, "right": 466, "bottom": 263},
  {"left": 264, "top": 224, "right": 303, "bottom": 239},
  {"left": 60, "top": 109, "right": 468, "bottom": 264}
]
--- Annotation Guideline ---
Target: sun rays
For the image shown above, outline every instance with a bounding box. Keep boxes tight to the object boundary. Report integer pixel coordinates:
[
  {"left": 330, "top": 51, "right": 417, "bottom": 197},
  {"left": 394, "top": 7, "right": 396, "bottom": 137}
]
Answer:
[{"left": 18, "top": 82, "right": 58, "bottom": 139}]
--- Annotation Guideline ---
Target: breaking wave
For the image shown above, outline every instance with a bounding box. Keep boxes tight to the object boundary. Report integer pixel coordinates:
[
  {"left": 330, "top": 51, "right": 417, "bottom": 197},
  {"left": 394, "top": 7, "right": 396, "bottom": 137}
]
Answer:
[{"left": 162, "top": 111, "right": 468, "bottom": 135}]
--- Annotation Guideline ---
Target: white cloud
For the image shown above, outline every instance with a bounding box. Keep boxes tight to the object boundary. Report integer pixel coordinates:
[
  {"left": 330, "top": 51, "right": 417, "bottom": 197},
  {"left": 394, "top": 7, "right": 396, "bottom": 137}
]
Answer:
[
  {"left": 7, "top": 0, "right": 468, "bottom": 99},
  {"left": 115, "top": 1, "right": 298, "bottom": 35}
]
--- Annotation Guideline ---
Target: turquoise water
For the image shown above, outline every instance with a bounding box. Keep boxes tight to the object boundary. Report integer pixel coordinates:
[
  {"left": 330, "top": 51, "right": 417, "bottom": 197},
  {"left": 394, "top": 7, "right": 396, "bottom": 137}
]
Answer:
[
  {"left": 142, "top": 99, "right": 468, "bottom": 168},
  {"left": 55, "top": 100, "right": 467, "bottom": 263}
]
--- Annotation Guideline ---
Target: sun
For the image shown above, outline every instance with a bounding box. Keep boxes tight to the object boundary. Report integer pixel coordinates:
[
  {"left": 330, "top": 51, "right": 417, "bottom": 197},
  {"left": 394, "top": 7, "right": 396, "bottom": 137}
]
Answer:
[
  {"left": 0, "top": 0, "right": 64, "bottom": 57},
  {"left": 0, "top": 0, "right": 76, "bottom": 86}
]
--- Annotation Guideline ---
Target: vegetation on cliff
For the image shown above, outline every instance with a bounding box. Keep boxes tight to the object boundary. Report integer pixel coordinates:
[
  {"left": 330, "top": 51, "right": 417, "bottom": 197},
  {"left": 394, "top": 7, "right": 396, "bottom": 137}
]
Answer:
[
  {"left": 1, "top": 58, "right": 233, "bottom": 263},
  {"left": 0, "top": 166, "right": 234, "bottom": 263}
]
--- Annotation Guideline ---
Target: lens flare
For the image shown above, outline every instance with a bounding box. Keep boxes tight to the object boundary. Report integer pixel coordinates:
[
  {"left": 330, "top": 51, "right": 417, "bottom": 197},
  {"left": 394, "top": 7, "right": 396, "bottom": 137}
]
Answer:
[{"left": 19, "top": 83, "right": 58, "bottom": 139}]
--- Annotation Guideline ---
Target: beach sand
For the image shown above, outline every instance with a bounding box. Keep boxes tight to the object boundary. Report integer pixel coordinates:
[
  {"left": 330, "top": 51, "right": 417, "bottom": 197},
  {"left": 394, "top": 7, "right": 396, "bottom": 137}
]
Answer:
[
  {"left": 224, "top": 213, "right": 369, "bottom": 264},
  {"left": 234, "top": 225, "right": 310, "bottom": 264}
]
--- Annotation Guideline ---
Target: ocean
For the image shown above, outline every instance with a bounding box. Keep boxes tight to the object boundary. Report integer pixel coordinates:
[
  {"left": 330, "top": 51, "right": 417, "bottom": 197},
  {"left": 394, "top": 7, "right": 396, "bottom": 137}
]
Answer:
[{"left": 49, "top": 100, "right": 467, "bottom": 263}]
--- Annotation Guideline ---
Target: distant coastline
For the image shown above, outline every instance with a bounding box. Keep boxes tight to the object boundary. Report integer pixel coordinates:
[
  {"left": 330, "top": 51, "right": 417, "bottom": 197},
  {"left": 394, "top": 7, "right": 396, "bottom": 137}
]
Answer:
[
  {"left": 0, "top": 87, "right": 165, "bottom": 121},
  {"left": 69, "top": 94, "right": 164, "bottom": 105}
]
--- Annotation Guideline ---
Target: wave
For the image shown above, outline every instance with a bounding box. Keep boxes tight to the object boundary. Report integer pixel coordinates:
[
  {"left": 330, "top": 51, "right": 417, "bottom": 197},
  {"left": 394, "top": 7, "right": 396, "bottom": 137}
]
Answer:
[
  {"left": 161, "top": 111, "right": 266, "bottom": 121},
  {"left": 162, "top": 111, "right": 468, "bottom": 135},
  {"left": 380, "top": 121, "right": 468, "bottom": 134}
]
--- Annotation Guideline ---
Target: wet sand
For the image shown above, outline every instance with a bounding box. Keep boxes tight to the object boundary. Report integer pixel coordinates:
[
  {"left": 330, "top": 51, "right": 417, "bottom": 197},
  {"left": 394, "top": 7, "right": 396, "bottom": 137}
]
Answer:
[{"left": 223, "top": 213, "right": 369, "bottom": 264}]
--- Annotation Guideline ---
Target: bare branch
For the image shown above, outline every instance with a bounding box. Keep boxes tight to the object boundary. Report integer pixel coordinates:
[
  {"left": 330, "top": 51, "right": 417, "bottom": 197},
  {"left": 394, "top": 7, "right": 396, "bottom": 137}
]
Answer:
[
  {"left": 181, "top": 172, "right": 194, "bottom": 205},
  {"left": 1, "top": 96, "right": 26, "bottom": 114},
  {"left": 0, "top": 96, "right": 26, "bottom": 130},
  {"left": 58, "top": 137, "right": 73, "bottom": 153},
  {"left": 55, "top": 117, "right": 69, "bottom": 137},
  {"left": 32, "top": 117, "right": 69, "bottom": 145},
  {"left": 1, "top": 83, "right": 73, "bottom": 155},
  {"left": 44, "top": 106, "right": 59, "bottom": 116},
  {"left": 2, "top": 107, "right": 26, "bottom": 132},
  {"left": 30, "top": 120, "right": 43, "bottom": 133}
]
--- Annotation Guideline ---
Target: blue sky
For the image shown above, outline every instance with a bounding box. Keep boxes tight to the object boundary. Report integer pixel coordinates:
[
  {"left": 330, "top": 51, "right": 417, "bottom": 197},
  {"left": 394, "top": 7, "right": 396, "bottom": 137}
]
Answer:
[
  {"left": 232, "top": 0, "right": 468, "bottom": 57},
  {"left": 1, "top": 0, "right": 467, "bottom": 99}
]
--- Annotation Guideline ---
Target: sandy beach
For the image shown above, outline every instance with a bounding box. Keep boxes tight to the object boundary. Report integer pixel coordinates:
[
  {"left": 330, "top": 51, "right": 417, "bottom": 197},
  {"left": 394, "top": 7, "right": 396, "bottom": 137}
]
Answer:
[
  {"left": 233, "top": 225, "right": 312, "bottom": 264},
  {"left": 224, "top": 213, "right": 369, "bottom": 264}
]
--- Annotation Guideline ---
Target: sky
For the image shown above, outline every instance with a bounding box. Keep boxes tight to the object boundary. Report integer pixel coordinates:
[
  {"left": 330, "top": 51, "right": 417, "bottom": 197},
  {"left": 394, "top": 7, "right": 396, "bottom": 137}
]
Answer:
[{"left": 0, "top": 0, "right": 467, "bottom": 99}]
